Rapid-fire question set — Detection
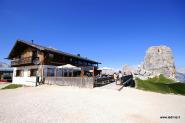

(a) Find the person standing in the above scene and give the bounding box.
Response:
[118,71,123,84]
[113,73,118,85]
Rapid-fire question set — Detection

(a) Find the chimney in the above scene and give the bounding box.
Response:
[31,40,34,44]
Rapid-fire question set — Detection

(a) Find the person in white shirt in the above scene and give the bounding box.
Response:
[113,73,118,84]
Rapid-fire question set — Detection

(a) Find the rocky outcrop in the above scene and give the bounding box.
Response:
[176,68,185,83]
[143,45,176,79]
[122,64,132,75]
[176,72,185,83]
[0,61,10,68]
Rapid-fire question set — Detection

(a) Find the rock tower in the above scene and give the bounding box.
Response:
[143,45,176,79]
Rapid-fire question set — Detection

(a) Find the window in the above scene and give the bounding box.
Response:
[16,70,23,77]
[47,68,55,77]
[32,50,38,57]
[57,69,62,77]
[78,61,82,65]
[48,53,54,60]
[30,69,38,76]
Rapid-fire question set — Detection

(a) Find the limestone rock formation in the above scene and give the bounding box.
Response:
[0,61,10,68]
[122,64,132,75]
[143,45,176,79]
[176,68,185,83]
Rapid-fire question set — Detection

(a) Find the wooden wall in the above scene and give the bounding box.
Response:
[20,47,44,63]
[38,51,44,63]
[21,47,33,58]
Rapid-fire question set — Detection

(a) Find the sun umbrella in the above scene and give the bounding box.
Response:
[57,64,81,70]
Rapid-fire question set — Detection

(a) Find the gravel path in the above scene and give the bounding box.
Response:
[96,82,122,90]
[0,85,185,123]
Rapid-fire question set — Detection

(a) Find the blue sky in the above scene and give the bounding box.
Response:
[0,0,185,69]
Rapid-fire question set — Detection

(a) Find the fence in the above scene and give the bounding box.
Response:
[94,76,114,87]
[44,77,94,88]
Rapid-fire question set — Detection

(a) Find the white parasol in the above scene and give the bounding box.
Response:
[57,64,81,70]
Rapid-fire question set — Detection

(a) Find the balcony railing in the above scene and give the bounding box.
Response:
[11,57,33,66]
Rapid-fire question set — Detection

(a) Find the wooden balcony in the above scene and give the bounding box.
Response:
[11,57,34,66]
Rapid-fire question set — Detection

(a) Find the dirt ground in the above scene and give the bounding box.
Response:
[0,84,185,123]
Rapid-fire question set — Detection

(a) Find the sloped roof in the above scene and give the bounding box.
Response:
[8,39,101,64]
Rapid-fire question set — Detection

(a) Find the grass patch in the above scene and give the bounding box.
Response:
[2,84,23,89]
[136,75,185,96]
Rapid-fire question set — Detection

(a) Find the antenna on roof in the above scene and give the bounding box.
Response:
[31,40,34,44]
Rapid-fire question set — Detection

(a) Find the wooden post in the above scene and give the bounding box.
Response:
[67,70,69,77]
[54,66,57,82]
[41,65,44,84]
[55,66,57,77]
[81,66,84,78]
[62,67,63,77]
[40,61,43,84]
[93,66,95,77]
[72,69,74,77]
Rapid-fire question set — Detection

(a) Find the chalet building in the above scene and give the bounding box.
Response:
[7,40,101,86]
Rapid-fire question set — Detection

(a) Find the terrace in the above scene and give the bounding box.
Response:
[11,56,39,66]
